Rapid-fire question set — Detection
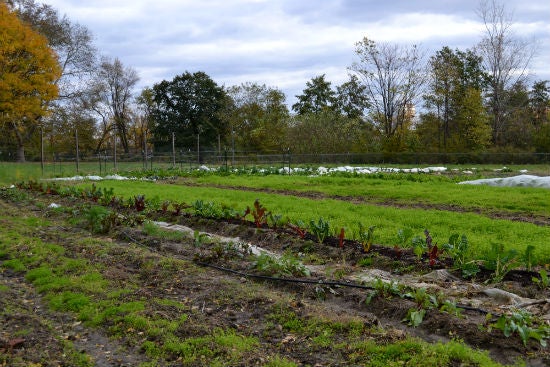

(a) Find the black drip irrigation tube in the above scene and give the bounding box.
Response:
[119,230,491,316]
[193,261,491,315]
[194,261,376,290]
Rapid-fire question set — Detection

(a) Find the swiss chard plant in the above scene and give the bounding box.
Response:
[532,269,549,290]
[288,221,307,239]
[251,199,269,228]
[442,233,480,279]
[338,228,345,248]
[358,224,376,253]
[134,195,146,212]
[488,309,550,347]
[483,243,519,283]
[309,217,330,244]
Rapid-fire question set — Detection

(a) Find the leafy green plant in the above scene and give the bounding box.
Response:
[522,245,537,271]
[439,299,463,318]
[309,217,330,244]
[268,213,286,228]
[403,308,426,327]
[489,309,550,347]
[358,224,376,253]
[99,187,115,206]
[193,200,221,218]
[83,206,112,234]
[412,234,427,259]
[396,228,414,248]
[483,243,519,283]
[532,269,549,290]
[443,234,479,278]
[365,279,406,304]
[253,253,310,278]
[406,287,432,309]
[193,230,210,247]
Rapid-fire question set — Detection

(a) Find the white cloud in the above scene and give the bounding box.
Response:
[43,0,550,100]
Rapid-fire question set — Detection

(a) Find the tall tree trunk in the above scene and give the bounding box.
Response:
[16,144,26,163]
[9,121,26,162]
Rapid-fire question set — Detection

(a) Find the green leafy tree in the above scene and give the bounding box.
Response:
[531,81,550,153]
[134,87,155,153]
[419,47,489,152]
[0,2,61,161]
[225,82,289,152]
[334,75,370,120]
[292,74,336,115]
[501,81,533,150]
[286,110,366,154]
[530,80,550,128]
[150,71,228,151]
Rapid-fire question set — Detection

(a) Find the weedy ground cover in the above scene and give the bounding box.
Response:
[0,195,511,367]
[76,180,550,264]
[194,173,550,216]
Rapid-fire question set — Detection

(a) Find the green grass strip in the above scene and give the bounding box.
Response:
[87,180,550,263]
[194,173,550,216]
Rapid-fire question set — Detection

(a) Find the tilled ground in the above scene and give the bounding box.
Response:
[1,190,549,366]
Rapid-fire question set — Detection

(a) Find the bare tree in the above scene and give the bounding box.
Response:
[94,57,139,153]
[350,37,426,142]
[476,0,536,145]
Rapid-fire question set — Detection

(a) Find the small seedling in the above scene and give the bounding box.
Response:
[193,230,210,247]
[532,269,549,290]
[358,224,376,253]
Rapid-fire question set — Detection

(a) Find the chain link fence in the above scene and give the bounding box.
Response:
[13,150,550,175]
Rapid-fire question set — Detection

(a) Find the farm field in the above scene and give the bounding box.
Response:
[1,163,550,366]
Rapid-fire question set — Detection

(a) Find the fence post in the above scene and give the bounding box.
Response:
[40,125,44,176]
[286,148,291,175]
[172,132,176,168]
[75,128,80,173]
[224,149,228,171]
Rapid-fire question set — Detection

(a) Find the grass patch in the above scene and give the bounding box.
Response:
[194,173,550,216]
[83,180,550,264]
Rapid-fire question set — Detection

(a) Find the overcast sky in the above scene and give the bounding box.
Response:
[43,0,550,105]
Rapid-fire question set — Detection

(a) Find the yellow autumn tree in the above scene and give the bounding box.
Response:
[0,2,61,162]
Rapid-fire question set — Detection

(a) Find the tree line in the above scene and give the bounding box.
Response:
[1,0,549,163]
